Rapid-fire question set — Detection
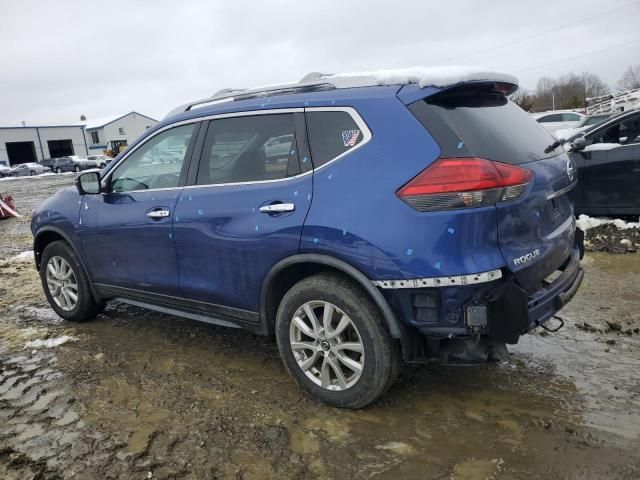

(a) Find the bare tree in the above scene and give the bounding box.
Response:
[530,72,609,111]
[617,65,640,91]
[581,72,609,98]
[511,88,534,111]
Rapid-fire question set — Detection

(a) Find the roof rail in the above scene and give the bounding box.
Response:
[165,67,521,119]
[164,72,380,119]
[299,72,334,82]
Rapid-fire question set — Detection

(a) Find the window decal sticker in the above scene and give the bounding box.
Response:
[341,129,361,147]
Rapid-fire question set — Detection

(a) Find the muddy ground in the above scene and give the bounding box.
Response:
[0,175,639,480]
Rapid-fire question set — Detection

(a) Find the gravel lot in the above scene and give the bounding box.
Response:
[0,175,639,479]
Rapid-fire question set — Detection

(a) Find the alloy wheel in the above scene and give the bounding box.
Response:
[289,300,365,391]
[45,256,78,311]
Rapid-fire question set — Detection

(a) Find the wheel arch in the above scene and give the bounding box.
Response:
[33,226,100,300]
[260,254,403,339]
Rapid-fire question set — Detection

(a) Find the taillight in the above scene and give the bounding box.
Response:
[397,157,533,212]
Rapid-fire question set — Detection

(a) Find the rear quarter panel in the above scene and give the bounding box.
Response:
[301,95,505,280]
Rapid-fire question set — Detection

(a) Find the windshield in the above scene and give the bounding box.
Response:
[583,115,610,126]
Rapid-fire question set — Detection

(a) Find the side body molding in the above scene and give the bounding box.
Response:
[261,254,402,338]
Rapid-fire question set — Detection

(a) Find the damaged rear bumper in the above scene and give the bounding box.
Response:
[489,244,584,344]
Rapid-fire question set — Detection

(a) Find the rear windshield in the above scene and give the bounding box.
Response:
[409,90,559,164]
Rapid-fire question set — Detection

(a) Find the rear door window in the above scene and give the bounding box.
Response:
[306,111,365,167]
[196,113,300,185]
[562,113,581,122]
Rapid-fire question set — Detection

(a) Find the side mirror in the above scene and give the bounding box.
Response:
[76,171,101,195]
[570,137,587,152]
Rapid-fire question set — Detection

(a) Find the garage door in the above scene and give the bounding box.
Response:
[6,141,37,165]
[47,139,74,158]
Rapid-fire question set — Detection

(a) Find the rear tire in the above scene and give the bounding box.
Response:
[74,166,79,172]
[55,167,61,174]
[275,272,400,409]
[39,241,101,322]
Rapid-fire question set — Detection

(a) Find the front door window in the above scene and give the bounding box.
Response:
[110,124,196,192]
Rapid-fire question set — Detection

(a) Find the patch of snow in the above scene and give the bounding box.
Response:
[75,113,127,129]
[583,143,620,152]
[25,335,77,349]
[10,250,34,263]
[576,214,640,231]
[14,305,64,325]
[324,66,518,89]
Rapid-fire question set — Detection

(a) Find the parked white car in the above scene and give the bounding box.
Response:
[87,155,113,168]
[532,110,585,135]
[554,113,612,140]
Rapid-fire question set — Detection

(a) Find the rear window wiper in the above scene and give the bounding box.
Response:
[544,138,566,154]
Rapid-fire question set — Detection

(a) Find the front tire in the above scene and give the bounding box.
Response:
[74,166,79,172]
[39,241,101,322]
[275,273,400,409]
[55,167,61,174]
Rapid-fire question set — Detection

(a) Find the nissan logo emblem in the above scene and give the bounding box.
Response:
[566,158,575,182]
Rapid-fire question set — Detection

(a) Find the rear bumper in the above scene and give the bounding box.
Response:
[377,232,584,350]
[527,246,583,329]
[489,240,583,344]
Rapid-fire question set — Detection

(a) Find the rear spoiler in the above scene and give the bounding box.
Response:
[397,81,519,105]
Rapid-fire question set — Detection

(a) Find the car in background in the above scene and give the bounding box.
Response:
[39,158,57,171]
[12,162,49,176]
[568,108,640,216]
[51,157,80,173]
[554,113,612,140]
[87,155,113,168]
[70,157,96,171]
[264,134,294,162]
[532,110,585,135]
[0,165,14,177]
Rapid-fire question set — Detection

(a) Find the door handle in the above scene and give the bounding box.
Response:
[146,208,170,219]
[259,203,295,214]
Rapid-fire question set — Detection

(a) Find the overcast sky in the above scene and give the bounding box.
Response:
[1,0,638,125]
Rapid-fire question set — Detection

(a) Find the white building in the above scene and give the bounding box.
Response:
[79,112,157,155]
[0,125,88,166]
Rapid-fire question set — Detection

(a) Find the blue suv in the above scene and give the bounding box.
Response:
[31,69,584,408]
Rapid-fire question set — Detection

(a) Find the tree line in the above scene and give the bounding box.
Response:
[512,64,640,112]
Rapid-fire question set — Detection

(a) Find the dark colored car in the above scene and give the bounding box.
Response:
[70,158,97,171]
[39,158,56,171]
[31,70,584,408]
[568,109,640,216]
[52,157,80,173]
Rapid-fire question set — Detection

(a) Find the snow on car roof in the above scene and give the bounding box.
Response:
[322,66,519,89]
